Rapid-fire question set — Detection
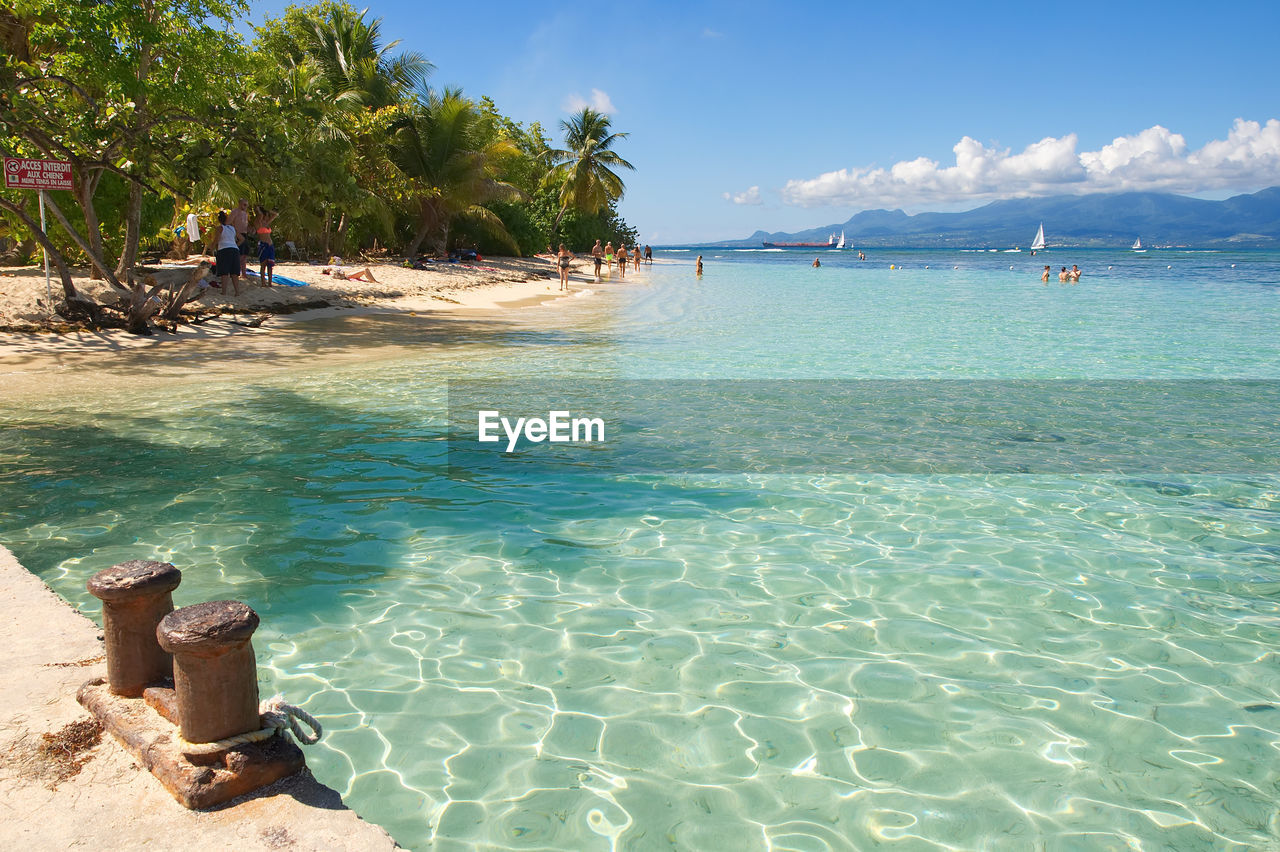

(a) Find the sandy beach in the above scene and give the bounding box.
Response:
[0,254,607,397]
[0,254,588,330]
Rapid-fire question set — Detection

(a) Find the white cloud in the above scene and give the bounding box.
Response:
[723,185,762,205]
[563,88,616,114]
[781,119,1280,208]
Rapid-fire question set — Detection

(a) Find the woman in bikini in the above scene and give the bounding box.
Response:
[253,206,279,286]
[556,243,573,291]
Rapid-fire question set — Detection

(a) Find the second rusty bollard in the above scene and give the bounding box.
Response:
[157,600,261,745]
[87,560,182,697]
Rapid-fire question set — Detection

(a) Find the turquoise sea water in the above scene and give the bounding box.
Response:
[2,248,1280,849]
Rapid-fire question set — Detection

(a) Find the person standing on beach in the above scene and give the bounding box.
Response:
[644,245,652,265]
[1041,265,1051,282]
[604,241,615,273]
[214,210,242,297]
[228,198,251,276]
[617,245,628,277]
[591,239,604,278]
[556,243,573,291]
[254,206,279,286]
[696,255,703,276]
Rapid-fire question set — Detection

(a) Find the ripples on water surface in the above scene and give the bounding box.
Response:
[2,249,1280,849]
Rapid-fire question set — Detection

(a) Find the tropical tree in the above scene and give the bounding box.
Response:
[544,108,634,241]
[389,89,524,256]
[259,1,431,108]
[1,0,244,318]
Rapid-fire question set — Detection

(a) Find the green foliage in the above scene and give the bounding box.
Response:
[1,0,638,267]
[544,108,635,240]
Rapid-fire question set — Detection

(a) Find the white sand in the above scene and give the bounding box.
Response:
[0,254,584,328]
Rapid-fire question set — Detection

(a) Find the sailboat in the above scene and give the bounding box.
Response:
[1131,237,1145,253]
[836,231,846,250]
[1030,223,1046,252]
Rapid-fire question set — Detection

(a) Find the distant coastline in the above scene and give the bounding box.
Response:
[692,186,1280,249]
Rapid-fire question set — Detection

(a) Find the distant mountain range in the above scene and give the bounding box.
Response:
[715,187,1280,248]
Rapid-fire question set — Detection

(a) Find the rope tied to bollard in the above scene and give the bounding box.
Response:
[179,694,322,756]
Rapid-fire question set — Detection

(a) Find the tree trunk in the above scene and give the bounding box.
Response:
[550,204,568,244]
[405,203,435,257]
[115,168,144,283]
[116,34,155,284]
[75,167,110,279]
[41,192,124,290]
[335,212,348,254]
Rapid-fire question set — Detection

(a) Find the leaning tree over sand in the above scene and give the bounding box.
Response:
[544,108,634,242]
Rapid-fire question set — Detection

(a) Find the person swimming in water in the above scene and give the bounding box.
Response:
[1069,264,1082,282]
[695,255,703,276]
[1041,265,1051,283]
[1058,267,1069,282]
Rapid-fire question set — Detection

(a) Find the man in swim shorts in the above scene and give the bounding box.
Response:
[591,239,604,278]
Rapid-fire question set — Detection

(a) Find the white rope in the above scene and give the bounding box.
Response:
[179,694,322,756]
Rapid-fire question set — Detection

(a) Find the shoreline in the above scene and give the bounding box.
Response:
[0,254,604,399]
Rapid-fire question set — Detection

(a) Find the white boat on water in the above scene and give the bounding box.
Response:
[836,231,846,250]
[1132,237,1146,253]
[1030,223,1046,252]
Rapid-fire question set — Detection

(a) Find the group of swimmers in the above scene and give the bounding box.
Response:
[550,240,652,290]
[1043,264,1083,283]
[590,240,651,278]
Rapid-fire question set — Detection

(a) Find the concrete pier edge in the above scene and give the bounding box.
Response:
[0,544,399,850]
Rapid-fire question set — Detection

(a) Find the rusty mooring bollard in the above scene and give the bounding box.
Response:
[157,600,261,745]
[87,560,182,697]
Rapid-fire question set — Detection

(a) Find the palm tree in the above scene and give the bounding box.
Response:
[299,5,432,108]
[389,89,524,256]
[545,108,634,240]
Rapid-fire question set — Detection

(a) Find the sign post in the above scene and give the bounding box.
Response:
[4,157,75,313]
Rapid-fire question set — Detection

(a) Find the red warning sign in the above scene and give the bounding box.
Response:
[4,157,74,190]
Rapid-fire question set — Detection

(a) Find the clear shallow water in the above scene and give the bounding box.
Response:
[2,249,1280,849]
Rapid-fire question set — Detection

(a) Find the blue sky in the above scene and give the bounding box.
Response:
[249,0,1280,244]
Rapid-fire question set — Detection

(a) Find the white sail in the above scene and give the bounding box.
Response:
[1132,237,1142,250]
[837,231,846,249]
[1030,223,1046,251]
